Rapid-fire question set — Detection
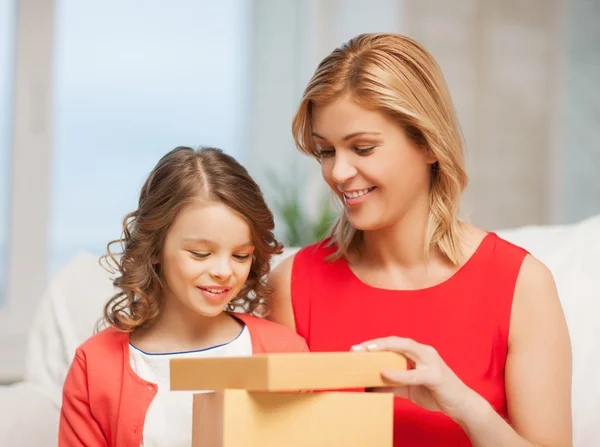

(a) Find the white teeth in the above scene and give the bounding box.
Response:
[344,188,373,199]
[205,288,226,294]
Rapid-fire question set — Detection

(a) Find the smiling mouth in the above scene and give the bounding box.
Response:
[197,286,232,301]
[199,287,230,293]
[339,186,377,207]
[342,186,376,199]
[342,187,376,199]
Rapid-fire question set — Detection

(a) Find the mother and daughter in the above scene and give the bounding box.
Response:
[59,33,572,447]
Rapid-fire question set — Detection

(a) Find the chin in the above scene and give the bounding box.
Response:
[346,213,386,232]
[189,302,229,319]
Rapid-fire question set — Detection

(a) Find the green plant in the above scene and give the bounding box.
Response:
[266,169,337,247]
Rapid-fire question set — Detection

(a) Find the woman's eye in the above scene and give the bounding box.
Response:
[316,147,335,158]
[355,146,375,155]
[233,254,251,261]
[190,251,210,259]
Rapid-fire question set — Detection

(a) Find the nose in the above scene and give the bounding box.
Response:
[330,153,357,184]
[209,257,233,282]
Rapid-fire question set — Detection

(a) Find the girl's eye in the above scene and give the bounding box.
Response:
[233,254,251,261]
[316,146,376,158]
[190,251,210,259]
[316,147,335,158]
[355,146,375,155]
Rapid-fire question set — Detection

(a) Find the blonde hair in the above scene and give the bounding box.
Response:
[292,33,467,264]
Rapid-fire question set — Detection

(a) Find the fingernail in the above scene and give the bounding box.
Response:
[351,344,365,351]
[366,343,379,350]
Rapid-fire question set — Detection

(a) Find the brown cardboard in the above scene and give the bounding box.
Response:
[170,351,408,392]
[192,389,394,447]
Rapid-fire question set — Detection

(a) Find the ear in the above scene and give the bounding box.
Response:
[425,150,437,165]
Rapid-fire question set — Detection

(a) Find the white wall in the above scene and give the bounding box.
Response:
[250,0,575,232]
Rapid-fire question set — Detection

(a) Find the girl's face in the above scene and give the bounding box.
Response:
[312,95,435,231]
[159,200,255,318]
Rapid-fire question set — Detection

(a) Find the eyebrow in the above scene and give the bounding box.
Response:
[312,131,382,141]
[183,238,254,247]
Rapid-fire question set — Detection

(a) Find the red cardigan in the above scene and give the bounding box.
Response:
[59,313,309,446]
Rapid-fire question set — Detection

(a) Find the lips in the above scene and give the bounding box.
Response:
[197,285,232,301]
[340,186,376,206]
[342,187,376,199]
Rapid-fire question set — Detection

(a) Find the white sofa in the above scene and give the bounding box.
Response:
[1,215,599,446]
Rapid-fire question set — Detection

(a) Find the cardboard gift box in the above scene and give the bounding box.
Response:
[170,351,408,392]
[192,389,394,447]
[170,351,407,447]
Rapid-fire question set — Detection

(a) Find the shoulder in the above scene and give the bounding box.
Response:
[64,327,127,394]
[296,238,337,260]
[513,254,559,311]
[482,227,563,329]
[268,252,296,289]
[238,313,297,335]
[74,326,128,362]
[515,254,556,291]
[478,231,530,279]
[290,238,339,279]
[460,224,528,261]
[270,239,336,278]
[266,239,336,327]
[489,232,529,257]
[234,313,308,353]
[487,233,558,296]
[265,250,297,329]
[509,253,564,343]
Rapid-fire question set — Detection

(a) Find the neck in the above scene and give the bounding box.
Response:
[146,294,240,351]
[358,192,447,269]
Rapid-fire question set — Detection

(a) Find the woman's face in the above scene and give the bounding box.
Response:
[311,95,435,231]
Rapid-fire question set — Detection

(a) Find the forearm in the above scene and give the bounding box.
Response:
[456,393,538,447]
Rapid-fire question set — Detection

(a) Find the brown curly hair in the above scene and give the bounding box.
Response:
[100,146,283,332]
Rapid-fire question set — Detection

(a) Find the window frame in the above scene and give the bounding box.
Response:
[0,0,55,383]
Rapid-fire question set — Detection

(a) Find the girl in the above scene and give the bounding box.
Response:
[59,146,308,447]
[268,33,572,446]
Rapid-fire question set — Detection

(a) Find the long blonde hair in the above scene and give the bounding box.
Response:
[292,33,467,264]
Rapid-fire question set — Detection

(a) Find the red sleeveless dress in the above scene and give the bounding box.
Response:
[290,232,527,446]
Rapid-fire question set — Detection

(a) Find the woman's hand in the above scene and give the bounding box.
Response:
[352,336,480,423]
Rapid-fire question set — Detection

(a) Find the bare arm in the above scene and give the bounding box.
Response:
[266,253,297,331]
[459,254,573,446]
[359,254,572,446]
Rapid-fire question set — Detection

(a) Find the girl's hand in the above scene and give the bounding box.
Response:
[352,336,479,422]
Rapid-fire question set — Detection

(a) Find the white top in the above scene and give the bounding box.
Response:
[129,325,252,447]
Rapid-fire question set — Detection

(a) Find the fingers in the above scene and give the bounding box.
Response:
[368,385,410,399]
[381,368,426,385]
[351,337,427,363]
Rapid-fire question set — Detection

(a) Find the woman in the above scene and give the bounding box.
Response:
[268,33,572,446]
